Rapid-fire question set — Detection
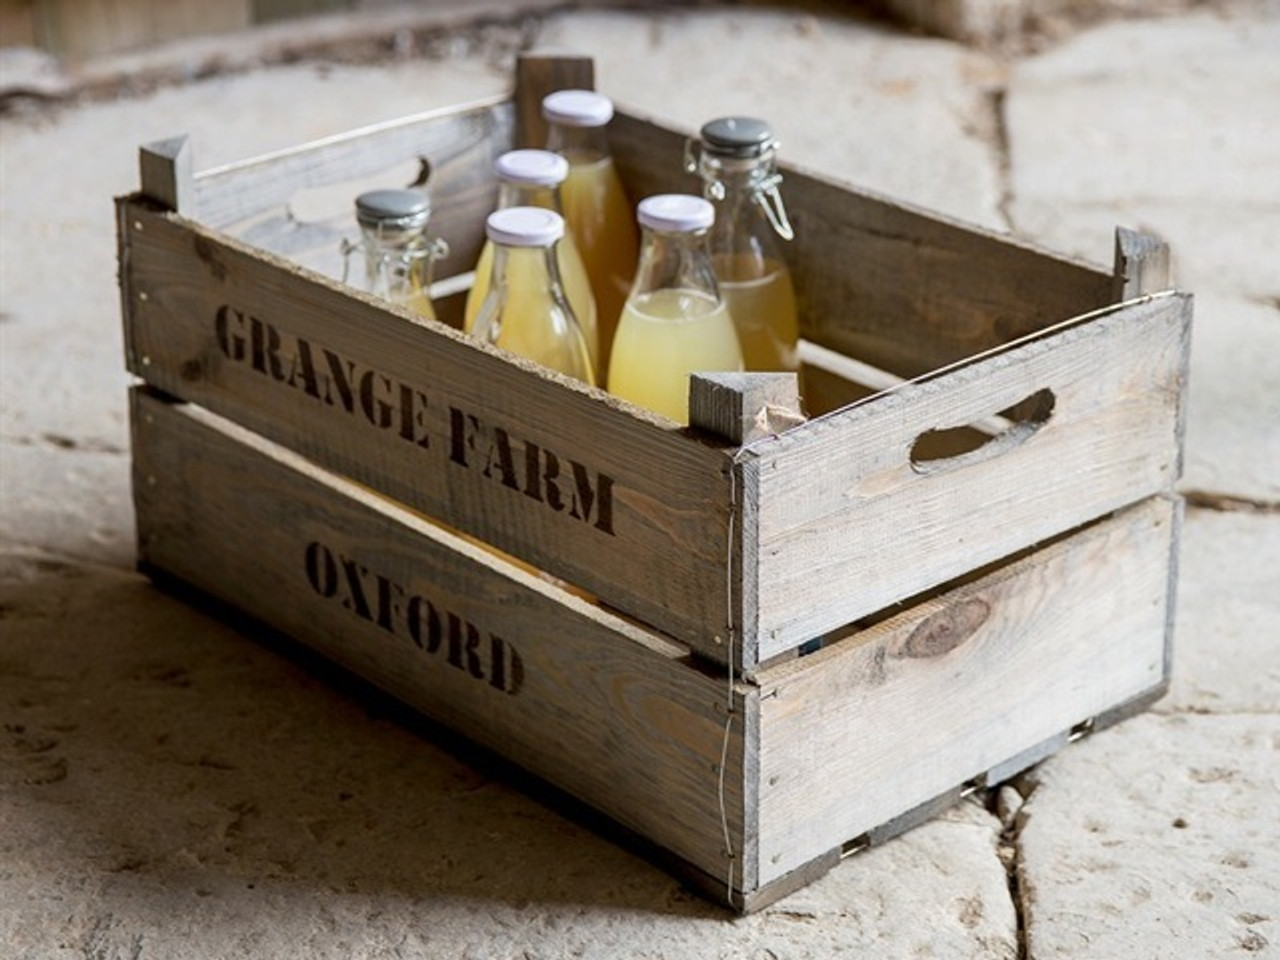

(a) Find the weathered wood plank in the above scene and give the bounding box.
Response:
[745,292,1191,659]
[1113,226,1172,301]
[119,195,739,663]
[130,387,745,882]
[514,52,595,149]
[139,135,194,214]
[753,496,1176,883]
[688,372,804,446]
[188,96,513,281]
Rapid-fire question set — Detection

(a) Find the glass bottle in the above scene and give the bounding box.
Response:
[686,116,799,372]
[342,188,446,322]
[464,149,597,370]
[471,206,594,386]
[543,89,638,384]
[608,194,743,425]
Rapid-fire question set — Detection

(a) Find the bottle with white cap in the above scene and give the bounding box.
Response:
[542,89,638,382]
[607,194,743,424]
[342,188,447,322]
[463,149,597,368]
[686,115,799,372]
[470,206,594,385]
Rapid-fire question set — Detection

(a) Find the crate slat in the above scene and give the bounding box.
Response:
[744,291,1192,659]
[119,195,743,662]
[130,387,748,884]
[751,495,1177,883]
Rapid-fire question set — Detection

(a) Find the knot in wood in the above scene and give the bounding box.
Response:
[901,597,990,658]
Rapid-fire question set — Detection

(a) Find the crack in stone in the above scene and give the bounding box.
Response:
[1183,490,1280,515]
[985,83,1016,234]
[2,434,127,455]
[988,782,1035,960]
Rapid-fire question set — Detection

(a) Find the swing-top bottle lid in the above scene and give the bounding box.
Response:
[495,149,569,186]
[542,89,614,128]
[699,116,776,159]
[486,206,565,247]
[637,194,714,233]
[354,188,431,231]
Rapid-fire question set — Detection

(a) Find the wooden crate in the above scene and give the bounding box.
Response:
[118,55,1191,910]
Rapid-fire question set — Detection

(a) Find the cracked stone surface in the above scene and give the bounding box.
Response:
[1016,714,1280,959]
[2,2,1278,957]
[1160,508,1280,715]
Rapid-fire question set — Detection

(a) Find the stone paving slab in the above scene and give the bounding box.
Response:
[0,445,133,569]
[1016,712,1280,959]
[1002,12,1280,506]
[0,551,1017,958]
[1179,292,1280,504]
[1160,507,1280,715]
[1004,12,1280,296]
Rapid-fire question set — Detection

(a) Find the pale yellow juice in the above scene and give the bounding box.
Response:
[714,254,799,372]
[465,234,598,369]
[400,280,438,323]
[475,247,594,385]
[607,289,743,424]
[559,153,638,380]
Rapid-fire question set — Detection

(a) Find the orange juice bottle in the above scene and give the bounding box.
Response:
[608,195,743,424]
[687,116,799,372]
[542,89,638,384]
[470,206,594,386]
[464,150,598,370]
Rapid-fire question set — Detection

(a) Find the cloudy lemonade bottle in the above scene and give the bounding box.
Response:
[687,116,799,372]
[608,194,743,424]
[470,206,594,385]
[543,89,638,384]
[464,150,597,369]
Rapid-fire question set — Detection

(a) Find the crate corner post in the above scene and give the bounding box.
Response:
[513,53,596,149]
[139,134,195,214]
[1112,226,1171,301]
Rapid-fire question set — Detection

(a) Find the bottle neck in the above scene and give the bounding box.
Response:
[546,122,611,165]
[694,150,794,244]
[356,224,436,301]
[631,227,720,302]
[488,241,570,304]
[497,181,564,213]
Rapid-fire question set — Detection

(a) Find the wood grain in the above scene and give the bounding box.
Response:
[751,496,1177,883]
[1113,226,1172,301]
[131,387,747,884]
[120,195,739,664]
[742,292,1191,660]
[189,97,514,282]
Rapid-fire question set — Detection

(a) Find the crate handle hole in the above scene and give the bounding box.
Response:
[910,388,1056,475]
